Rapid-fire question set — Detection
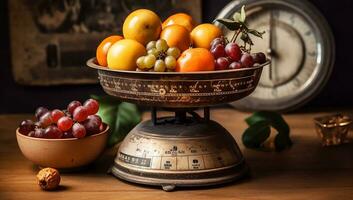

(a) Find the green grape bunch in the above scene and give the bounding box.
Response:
[136,39,181,72]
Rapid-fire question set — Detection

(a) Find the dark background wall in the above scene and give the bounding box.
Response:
[1,0,352,114]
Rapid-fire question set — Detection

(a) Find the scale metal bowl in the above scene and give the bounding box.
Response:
[87,58,268,191]
[87,58,267,108]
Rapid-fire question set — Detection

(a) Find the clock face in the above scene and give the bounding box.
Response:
[216,0,335,111]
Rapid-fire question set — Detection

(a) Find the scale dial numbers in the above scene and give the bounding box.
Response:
[117,132,239,171]
[218,0,335,111]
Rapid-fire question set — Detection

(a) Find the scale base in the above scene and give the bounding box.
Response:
[110,112,249,191]
[111,159,248,191]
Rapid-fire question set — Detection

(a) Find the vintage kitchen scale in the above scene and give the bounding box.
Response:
[86,0,335,191]
[87,57,269,191]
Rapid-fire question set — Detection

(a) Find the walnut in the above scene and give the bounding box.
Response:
[36,168,61,190]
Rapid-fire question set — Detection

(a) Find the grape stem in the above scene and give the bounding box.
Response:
[231,29,239,43]
[217,6,264,51]
[231,28,242,43]
[234,29,242,43]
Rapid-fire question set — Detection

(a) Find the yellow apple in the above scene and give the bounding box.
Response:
[123,9,162,45]
[107,39,146,71]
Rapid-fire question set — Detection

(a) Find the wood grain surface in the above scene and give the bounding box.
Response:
[1,108,353,200]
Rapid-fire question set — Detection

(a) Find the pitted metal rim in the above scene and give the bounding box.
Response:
[87,57,270,75]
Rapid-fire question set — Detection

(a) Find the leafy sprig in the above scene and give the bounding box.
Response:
[214,6,265,53]
[242,111,292,152]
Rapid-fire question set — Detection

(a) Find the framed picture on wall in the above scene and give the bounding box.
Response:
[9,0,201,86]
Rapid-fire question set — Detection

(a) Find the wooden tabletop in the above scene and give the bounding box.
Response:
[1,108,353,200]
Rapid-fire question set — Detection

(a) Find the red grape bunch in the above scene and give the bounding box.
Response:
[210,36,267,70]
[212,6,267,70]
[18,99,104,139]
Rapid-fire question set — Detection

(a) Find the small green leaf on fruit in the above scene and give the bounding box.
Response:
[214,18,241,31]
[233,12,241,22]
[214,5,265,51]
[240,5,246,22]
[248,29,265,38]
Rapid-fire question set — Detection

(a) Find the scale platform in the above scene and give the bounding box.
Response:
[87,58,269,191]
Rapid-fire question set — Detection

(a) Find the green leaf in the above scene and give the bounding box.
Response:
[242,121,271,148]
[245,113,267,126]
[93,95,120,131]
[91,95,141,147]
[248,29,265,38]
[242,111,292,151]
[240,5,246,22]
[233,12,241,22]
[252,111,290,136]
[214,5,265,49]
[110,102,141,147]
[274,133,293,151]
[214,18,242,31]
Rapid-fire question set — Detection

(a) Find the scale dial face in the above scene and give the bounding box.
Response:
[111,119,249,189]
[216,0,335,111]
[117,134,239,171]
[115,120,241,173]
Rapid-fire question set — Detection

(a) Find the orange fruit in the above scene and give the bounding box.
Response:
[160,24,191,52]
[123,9,162,45]
[176,48,215,72]
[96,35,123,67]
[190,23,222,49]
[162,13,195,32]
[107,39,146,71]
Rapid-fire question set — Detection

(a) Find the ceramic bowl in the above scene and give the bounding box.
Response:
[16,125,109,169]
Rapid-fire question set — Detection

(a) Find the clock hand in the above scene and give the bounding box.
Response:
[267,10,276,84]
[268,10,273,81]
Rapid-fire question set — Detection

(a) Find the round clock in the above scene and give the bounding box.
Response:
[216,0,335,112]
